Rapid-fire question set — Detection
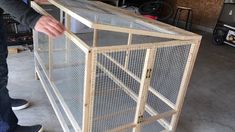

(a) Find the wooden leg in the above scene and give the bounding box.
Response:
[35,70,40,80]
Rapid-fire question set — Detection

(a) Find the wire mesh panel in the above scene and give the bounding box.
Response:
[35,60,74,132]
[146,92,172,115]
[141,120,165,132]
[91,48,147,131]
[132,35,173,44]
[150,45,192,104]
[127,50,147,79]
[51,35,86,129]
[136,44,192,131]
[95,30,128,47]
[36,32,49,73]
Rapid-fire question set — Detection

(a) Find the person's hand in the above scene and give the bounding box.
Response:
[34,0,48,4]
[35,16,65,38]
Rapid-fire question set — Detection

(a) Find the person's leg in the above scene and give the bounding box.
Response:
[0,13,18,132]
[0,14,43,132]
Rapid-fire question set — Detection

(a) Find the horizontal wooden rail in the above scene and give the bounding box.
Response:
[107,110,176,132]
[93,108,135,121]
[94,40,192,52]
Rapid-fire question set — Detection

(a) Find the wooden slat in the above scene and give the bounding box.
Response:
[93,108,135,121]
[133,49,157,132]
[65,13,71,63]
[48,37,53,80]
[8,47,19,54]
[125,33,132,69]
[93,29,98,47]
[33,30,40,80]
[82,51,94,132]
[108,123,136,132]
[107,110,175,132]
[169,38,202,131]
[94,40,192,52]
[86,51,97,132]
[142,110,176,126]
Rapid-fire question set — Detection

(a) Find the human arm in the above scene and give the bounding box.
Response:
[0,0,65,37]
[0,0,42,28]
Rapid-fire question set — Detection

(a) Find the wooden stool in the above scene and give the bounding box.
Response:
[172,6,193,30]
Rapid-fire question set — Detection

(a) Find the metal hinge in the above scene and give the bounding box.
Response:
[146,69,152,79]
[137,115,144,124]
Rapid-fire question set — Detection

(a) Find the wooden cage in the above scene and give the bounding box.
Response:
[31,0,202,132]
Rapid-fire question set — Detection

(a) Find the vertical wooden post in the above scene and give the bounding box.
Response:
[124,33,133,69]
[169,39,201,132]
[65,13,71,31]
[93,16,98,47]
[83,50,96,132]
[48,37,53,81]
[133,48,157,132]
[33,30,40,80]
[125,23,133,69]
[93,29,98,47]
[65,13,71,63]
[60,10,64,23]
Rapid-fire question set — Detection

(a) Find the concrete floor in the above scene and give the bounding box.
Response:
[7,32,235,132]
[7,51,62,131]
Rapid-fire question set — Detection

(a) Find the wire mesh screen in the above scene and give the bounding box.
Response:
[91,48,147,131]
[141,119,165,132]
[37,32,49,72]
[132,35,173,44]
[126,50,146,79]
[146,92,172,115]
[150,44,191,104]
[35,60,74,132]
[96,30,128,47]
[142,95,172,131]
[50,35,86,128]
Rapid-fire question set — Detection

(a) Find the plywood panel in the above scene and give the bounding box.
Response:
[200,0,224,27]
[174,0,224,28]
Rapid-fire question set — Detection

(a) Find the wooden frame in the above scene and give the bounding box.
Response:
[32,0,202,132]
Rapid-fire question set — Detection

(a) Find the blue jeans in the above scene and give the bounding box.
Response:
[0,14,18,132]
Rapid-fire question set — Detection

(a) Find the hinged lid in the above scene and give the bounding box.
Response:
[48,0,201,40]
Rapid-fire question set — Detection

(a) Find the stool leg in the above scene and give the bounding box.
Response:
[173,8,180,26]
[185,10,191,30]
[189,10,193,31]
[176,9,182,27]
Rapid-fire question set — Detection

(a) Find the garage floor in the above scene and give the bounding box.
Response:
[7,31,235,132]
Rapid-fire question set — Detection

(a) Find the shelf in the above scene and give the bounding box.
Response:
[7,33,32,37]
[7,40,33,46]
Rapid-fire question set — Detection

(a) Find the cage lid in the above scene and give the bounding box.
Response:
[48,0,200,40]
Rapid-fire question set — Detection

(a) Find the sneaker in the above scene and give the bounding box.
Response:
[11,98,30,111]
[14,125,43,132]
